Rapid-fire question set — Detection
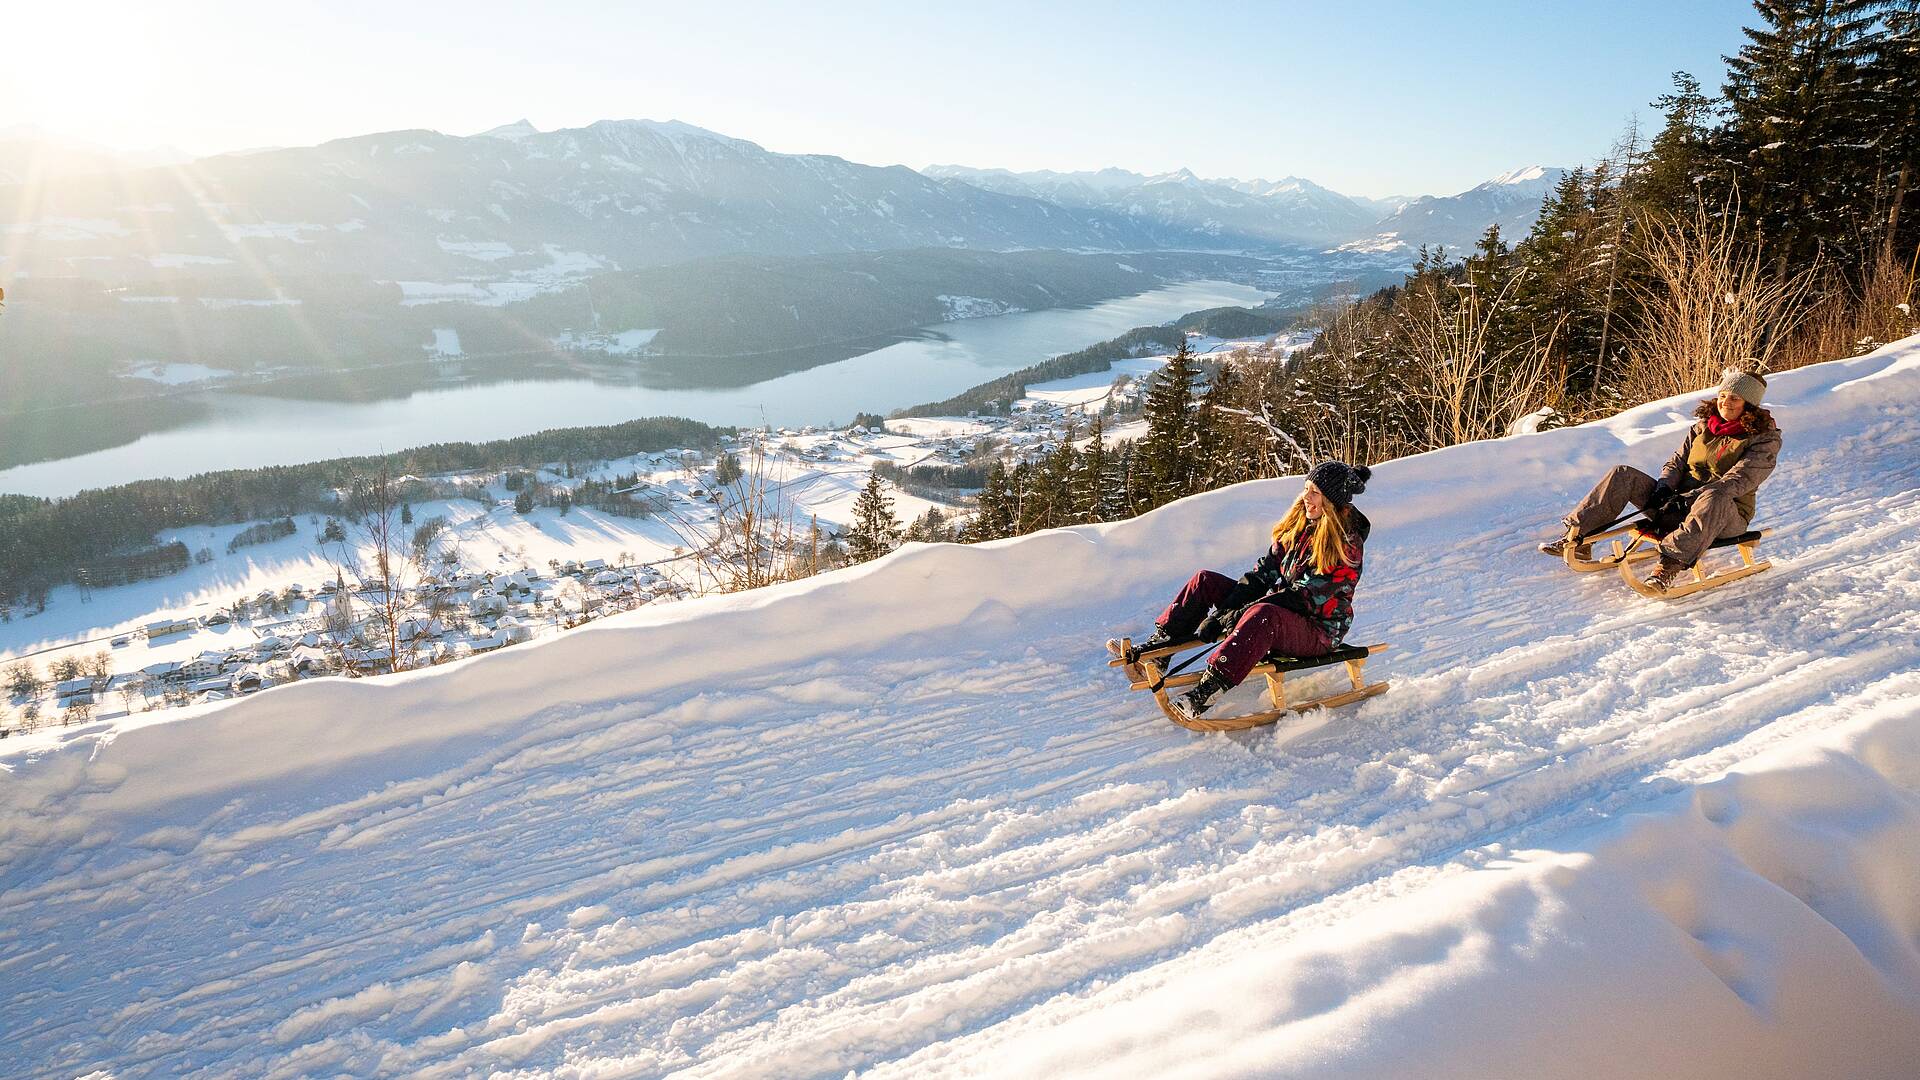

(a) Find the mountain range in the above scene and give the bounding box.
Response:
[1337,165,1563,256]
[923,164,1386,249]
[3,119,1562,286]
[0,120,1563,420]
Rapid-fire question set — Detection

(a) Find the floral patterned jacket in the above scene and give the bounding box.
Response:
[1218,508,1369,645]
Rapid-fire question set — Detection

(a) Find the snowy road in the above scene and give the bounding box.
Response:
[4,341,1919,1077]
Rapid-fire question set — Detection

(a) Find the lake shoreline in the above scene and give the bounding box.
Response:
[1,280,1274,497]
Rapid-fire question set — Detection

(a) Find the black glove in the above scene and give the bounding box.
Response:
[1194,613,1230,642]
[1646,480,1673,511]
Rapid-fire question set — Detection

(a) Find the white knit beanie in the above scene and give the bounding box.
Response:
[1718,368,1767,405]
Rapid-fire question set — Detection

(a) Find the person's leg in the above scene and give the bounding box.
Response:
[1206,601,1332,687]
[1658,486,1748,568]
[1118,570,1235,664]
[1565,465,1658,536]
[1155,570,1236,638]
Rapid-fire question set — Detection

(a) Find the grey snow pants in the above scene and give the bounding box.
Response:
[1564,465,1750,569]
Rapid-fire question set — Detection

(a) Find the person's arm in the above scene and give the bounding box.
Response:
[1217,546,1281,612]
[1704,424,1781,500]
[1660,427,1696,488]
[1192,544,1284,639]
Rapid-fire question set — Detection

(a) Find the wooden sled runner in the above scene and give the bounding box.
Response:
[1107,638,1389,732]
[1556,522,1773,598]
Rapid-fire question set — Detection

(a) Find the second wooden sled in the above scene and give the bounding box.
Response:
[1614,527,1773,599]
[1108,638,1389,732]
[1559,522,1773,594]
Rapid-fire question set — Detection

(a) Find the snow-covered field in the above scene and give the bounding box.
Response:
[3,338,1919,1077]
[0,428,961,680]
[121,361,236,386]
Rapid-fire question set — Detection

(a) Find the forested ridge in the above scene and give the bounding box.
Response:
[958,0,1920,543]
[0,417,724,613]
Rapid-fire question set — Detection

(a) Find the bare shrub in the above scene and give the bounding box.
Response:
[1620,201,1821,402]
[659,437,816,594]
[1788,244,1920,366]
[1395,270,1553,450]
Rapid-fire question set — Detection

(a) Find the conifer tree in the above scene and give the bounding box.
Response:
[1138,337,1201,505]
[968,460,1017,541]
[1509,168,1610,392]
[1073,416,1111,522]
[1194,358,1252,489]
[1008,460,1037,534]
[1865,2,1920,259]
[1639,71,1723,218]
[1116,442,1148,516]
[846,472,902,562]
[905,506,951,544]
[1028,439,1078,531]
[1722,0,1883,272]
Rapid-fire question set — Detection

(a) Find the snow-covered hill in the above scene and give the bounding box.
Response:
[4,338,1920,1077]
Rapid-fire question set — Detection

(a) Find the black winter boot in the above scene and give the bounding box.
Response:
[1172,669,1233,722]
[1109,625,1178,664]
[1644,559,1687,594]
[1539,522,1591,561]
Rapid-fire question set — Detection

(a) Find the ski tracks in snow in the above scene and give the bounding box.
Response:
[4,380,1920,1077]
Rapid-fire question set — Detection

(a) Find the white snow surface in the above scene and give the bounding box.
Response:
[4,338,1920,1077]
[121,362,234,386]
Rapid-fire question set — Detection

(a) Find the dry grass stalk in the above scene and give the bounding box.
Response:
[1396,270,1550,451]
[661,438,814,594]
[1621,202,1821,401]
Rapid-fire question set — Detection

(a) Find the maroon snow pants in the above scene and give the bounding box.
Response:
[1158,570,1332,687]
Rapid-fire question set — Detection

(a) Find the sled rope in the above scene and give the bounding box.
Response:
[1147,647,1210,692]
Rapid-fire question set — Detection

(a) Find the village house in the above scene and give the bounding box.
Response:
[54,675,108,704]
[144,616,196,640]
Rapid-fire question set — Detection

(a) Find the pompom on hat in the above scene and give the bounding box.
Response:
[1306,460,1370,508]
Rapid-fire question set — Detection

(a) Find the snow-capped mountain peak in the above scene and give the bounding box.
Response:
[1147,166,1205,187]
[476,119,539,141]
[1484,164,1550,187]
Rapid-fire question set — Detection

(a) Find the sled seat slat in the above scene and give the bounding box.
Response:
[1626,523,1770,548]
[1266,642,1376,673]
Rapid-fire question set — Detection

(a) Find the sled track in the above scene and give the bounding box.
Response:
[3,391,1919,1077]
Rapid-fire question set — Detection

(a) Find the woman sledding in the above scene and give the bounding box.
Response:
[1542,368,1781,593]
[1115,461,1371,721]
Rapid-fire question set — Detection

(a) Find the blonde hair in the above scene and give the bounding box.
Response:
[1271,497,1354,575]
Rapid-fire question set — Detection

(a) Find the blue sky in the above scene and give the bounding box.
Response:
[5,0,1756,196]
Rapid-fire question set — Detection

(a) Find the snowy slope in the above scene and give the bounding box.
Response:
[4,338,1920,1077]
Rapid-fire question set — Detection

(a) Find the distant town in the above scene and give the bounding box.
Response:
[1,333,1297,735]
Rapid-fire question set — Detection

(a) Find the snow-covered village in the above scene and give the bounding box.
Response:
[0,333,1294,731]
[6,3,1920,1078]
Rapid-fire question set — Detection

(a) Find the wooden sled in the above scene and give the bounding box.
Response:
[1614,527,1773,598]
[1559,521,1772,588]
[1108,638,1389,732]
[1558,522,1657,572]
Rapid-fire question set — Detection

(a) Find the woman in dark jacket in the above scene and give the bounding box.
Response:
[1121,460,1371,720]
[1543,368,1782,592]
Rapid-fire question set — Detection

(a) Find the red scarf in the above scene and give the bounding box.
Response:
[1704,413,1749,438]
